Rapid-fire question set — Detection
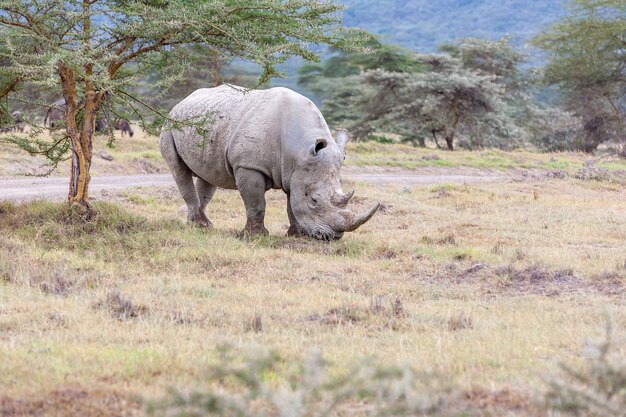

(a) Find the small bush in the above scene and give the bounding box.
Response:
[546,326,626,416]
[447,312,473,331]
[147,349,452,417]
[364,134,395,144]
[94,290,148,321]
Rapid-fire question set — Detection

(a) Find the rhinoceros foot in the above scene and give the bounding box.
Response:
[287,224,303,237]
[188,211,213,229]
[240,218,269,237]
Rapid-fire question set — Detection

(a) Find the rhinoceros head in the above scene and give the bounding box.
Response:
[288,129,380,240]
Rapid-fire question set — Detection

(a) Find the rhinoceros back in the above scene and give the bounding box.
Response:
[167,85,332,191]
[166,86,251,189]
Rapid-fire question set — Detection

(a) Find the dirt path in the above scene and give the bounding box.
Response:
[0,167,534,201]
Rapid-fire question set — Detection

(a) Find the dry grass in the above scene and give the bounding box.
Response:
[3,127,626,178]
[0,133,625,415]
[0,126,168,177]
[349,141,626,173]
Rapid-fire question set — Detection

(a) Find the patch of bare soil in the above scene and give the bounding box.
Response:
[304,297,406,330]
[430,263,624,297]
[0,387,142,417]
[93,290,149,321]
[4,164,620,202]
[459,387,546,417]
[574,166,626,183]
[342,166,581,185]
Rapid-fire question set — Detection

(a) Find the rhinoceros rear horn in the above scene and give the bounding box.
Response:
[334,203,380,233]
[331,189,354,208]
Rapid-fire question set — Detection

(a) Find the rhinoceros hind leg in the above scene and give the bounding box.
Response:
[195,177,216,228]
[161,130,212,228]
[235,168,269,236]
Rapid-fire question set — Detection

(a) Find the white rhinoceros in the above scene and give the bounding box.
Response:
[160,85,379,240]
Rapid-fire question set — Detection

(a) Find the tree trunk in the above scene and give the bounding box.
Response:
[59,64,92,207]
[209,50,221,87]
[446,109,460,151]
[581,117,604,154]
[211,59,220,87]
[431,130,442,149]
[60,1,102,210]
[60,65,96,209]
[445,132,455,151]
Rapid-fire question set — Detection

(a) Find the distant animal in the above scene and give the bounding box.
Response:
[11,111,25,133]
[45,98,107,131]
[95,119,108,132]
[114,119,134,137]
[44,98,66,128]
[0,110,26,133]
[161,85,379,240]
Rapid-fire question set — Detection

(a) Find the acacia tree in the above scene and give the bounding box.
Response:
[0,0,355,208]
[533,0,625,153]
[364,63,508,150]
[348,48,519,151]
[303,38,534,150]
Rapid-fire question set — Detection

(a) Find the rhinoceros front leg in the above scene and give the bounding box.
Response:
[235,168,270,236]
[286,193,302,237]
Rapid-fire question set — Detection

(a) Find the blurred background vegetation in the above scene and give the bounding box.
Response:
[2,0,624,155]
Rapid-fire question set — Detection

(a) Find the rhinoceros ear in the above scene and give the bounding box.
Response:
[333,128,350,153]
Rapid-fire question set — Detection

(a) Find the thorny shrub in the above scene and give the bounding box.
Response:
[148,327,626,417]
[546,325,626,417]
[147,348,453,417]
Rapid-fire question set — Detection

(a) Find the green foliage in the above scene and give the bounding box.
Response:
[0,0,362,175]
[533,0,626,153]
[546,326,626,417]
[299,29,621,153]
[304,37,536,150]
[0,96,11,128]
[364,134,394,144]
[147,348,454,417]
[439,37,525,86]
[528,107,583,152]
[298,36,423,97]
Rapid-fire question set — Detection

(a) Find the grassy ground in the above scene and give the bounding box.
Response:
[349,141,626,173]
[0,128,167,178]
[2,128,626,178]
[1,164,625,415]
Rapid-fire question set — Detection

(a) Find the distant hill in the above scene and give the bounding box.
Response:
[272,0,567,92]
[341,0,566,53]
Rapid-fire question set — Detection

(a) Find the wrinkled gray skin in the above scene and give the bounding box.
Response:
[161,85,379,239]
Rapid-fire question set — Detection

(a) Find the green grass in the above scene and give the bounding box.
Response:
[347,141,626,172]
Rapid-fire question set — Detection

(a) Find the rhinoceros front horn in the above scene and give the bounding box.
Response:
[334,203,380,233]
[331,189,354,208]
